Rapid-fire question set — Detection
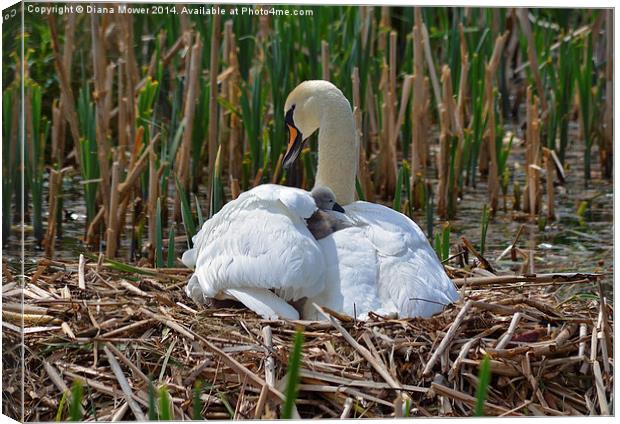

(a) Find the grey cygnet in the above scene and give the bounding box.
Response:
[307,186,351,240]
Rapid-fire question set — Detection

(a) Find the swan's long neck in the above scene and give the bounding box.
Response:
[314,95,358,205]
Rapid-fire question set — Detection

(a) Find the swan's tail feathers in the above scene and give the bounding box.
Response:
[224,288,300,320]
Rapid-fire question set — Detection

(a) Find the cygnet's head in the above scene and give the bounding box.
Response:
[311,186,345,213]
[282,80,348,168]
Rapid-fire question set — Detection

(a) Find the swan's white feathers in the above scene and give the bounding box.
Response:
[182,185,326,316]
[298,201,459,319]
[223,288,300,320]
[302,226,383,320]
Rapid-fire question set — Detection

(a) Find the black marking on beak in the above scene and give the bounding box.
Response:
[283,106,304,169]
[332,202,345,213]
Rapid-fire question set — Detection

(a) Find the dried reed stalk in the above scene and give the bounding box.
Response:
[523,88,541,216]
[411,9,426,208]
[91,15,111,227]
[225,25,242,186]
[147,148,158,261]
[106,162,121,258]
[543,148,555,220]
[178,34,203,190]
[352,68,375,202]
[437,66,452,219]
[47,16,81,161]
[207,15,222,214]
[600,10,613,178]
[484,32,508,213]
[44,170,61,258]
[378,31,398,196]
[421,22,441,109]
[55,13,75,166]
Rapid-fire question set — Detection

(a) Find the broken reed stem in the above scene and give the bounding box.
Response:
[437,66,452,219]
[44,170,61,258]
[55,13,75,167]
[600,10,613,179]
[321,40,330,80]
[106,162,121,258]
[176,33,203,219]
[523,87,541,216]
[91,14,111,228]
[352,67,375,202]
[423,300,473,376]
[421,22,441,109]
[410,9,427,209]
[485,32,508,213]
[118,61,128,170]
[543,148,555,220]
[206,15,222,216]
[148,148,158,261]
[47,15,81,164]
[226,25,242,186]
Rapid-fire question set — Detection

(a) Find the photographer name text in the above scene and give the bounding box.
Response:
[27,4,313,17]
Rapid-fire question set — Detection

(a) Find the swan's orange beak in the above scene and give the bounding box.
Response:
[283,124,303,169]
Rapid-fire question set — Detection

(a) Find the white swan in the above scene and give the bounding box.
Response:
[183,80,458,320]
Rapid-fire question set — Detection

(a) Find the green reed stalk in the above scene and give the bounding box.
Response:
[209,145,223,217]
[155,198,164,268]
[2,85,17,244]
[282,328,304,419]
[68,380,83,421]
[166,224,176,268]
[192,380,203,420]
[25,82,48,244]
[576,34,594,185]
[175,177,197,248]
[76,87,99,226]
[474,355,492,416]
[158,386,172,420]
[480,204,490,256]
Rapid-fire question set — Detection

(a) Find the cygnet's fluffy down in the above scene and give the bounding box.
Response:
[307,186,351,240]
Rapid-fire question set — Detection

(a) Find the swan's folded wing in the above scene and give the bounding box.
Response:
[185,186,326,305]
[345,201,459,317]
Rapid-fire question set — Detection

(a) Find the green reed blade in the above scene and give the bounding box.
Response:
[167,224,176,268]
[355,177,366,202]
[282,328,304,419]
[480,204,490,256]
[69,380,83,421]
[155,198,164,268]
[209,144,223,218]
[474,355,492,416]
[192,380,203,420]
[175,176,197,247]
[158,386,172,420]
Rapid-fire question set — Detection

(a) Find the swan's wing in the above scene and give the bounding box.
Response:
[224,288,300,320]
[344,201,459,318]
[183,185,325,316]
[302,226,386,320]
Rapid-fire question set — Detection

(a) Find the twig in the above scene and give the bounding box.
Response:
[103,346,147,420]
[314,303,402,390]
[423,300,472,376]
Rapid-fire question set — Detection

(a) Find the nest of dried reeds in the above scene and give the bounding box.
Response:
[2,257,613,420]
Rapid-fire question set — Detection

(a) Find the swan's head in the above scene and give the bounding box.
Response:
[283,80,345,168]
[311,186,345,213]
